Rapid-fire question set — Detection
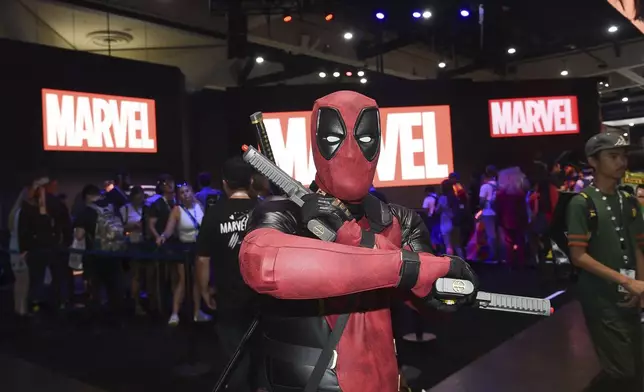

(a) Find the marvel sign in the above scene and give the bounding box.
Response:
[42,88,157,153]
[489,96,580,138]
[263,106,454,187]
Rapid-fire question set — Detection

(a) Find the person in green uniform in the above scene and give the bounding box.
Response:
[567,131,644,391]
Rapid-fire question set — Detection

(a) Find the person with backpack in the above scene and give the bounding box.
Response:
[479,165,499,262]
[566,132,644,391]
[73,184,126,326]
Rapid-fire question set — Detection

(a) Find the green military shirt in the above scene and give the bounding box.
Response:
[566,186,644,308]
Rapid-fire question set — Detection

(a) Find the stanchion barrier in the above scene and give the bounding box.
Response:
[1,243,212,377]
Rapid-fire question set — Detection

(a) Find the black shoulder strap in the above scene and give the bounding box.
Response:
[303,314,350,392]
[579,192,598,233]
[621,191,640,223]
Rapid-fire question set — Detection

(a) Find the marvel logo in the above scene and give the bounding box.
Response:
[489,96,580,138]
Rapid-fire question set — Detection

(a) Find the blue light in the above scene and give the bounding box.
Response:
[376,12,385,20]
[412,11,421,19]
[460,9,470,17]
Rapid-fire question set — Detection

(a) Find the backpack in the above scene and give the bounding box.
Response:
[548,190,639,262]
[90,203,126,251]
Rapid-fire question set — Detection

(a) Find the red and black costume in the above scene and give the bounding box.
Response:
[240,91,478,391]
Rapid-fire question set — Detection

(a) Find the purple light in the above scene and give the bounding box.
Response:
[460,9,470,17]
[375,12,385,20]
[412,11,421,19]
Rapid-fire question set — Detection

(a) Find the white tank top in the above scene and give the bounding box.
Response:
[177,204,204,243]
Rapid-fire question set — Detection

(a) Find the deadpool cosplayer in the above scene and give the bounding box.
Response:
[239,91,479,391]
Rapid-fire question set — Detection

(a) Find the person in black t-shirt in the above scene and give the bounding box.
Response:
[147,174,176,242]
[73,184,123,324]
[196,156,258,392]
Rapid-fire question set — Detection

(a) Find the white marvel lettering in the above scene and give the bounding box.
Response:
[422,112,449,179]
[265,117,316,185]
[377,114,401,181]
[491,97,578,136]
[45,93,76,147]
[219,219,248,234]
[43,92,155,150]
[397,112,425,180]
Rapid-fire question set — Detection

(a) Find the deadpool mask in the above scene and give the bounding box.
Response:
[311,91,381,202]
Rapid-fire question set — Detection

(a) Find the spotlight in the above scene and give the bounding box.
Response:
[255,56,264,64]
[438,61,446,68]
[608,25,618,33]
[343,32,353,40]
[333,71,340,77]
[622,97,629,102]
[376,12,385,20]
[283,14,293,23]
[624,133,629,137]
[319,72,327,78]
[360,78,367,84]
[346,71,353,77]
[324,13,334,21]
[422,10,432,19]
[630,123,635,127]
[413,11,421,18]
[560,70,569,76]
[605,83,610,87]
[507,47,516,54]
[460,9,470,17]
[357,70,365,77]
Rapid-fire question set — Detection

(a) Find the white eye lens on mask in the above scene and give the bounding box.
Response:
[325,136,340,143]
[358,136,372,143]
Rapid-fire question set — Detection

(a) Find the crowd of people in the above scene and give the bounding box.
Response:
[419,159,596,269]
[1,89,643,392]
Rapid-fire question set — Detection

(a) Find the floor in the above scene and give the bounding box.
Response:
[0,264,585,392]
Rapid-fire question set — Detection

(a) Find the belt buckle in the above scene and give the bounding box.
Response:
[328,349,338,370]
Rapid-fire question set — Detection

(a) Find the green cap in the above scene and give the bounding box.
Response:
[585,131,637,157]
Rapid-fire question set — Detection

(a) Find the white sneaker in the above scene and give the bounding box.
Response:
[168,314,180,326]
[194,310,212,323]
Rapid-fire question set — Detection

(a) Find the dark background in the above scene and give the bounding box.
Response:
[0,39,601,212]
[193,79,600,205]
[0,38,186,188]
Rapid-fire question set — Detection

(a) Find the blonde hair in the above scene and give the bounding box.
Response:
[8,188,28,230]
[498,167,526,195]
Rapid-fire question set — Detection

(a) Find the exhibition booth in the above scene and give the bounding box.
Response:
[194,80,599,205]
[1,38,600,209]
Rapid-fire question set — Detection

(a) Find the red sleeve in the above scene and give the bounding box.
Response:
[239,228,450,300]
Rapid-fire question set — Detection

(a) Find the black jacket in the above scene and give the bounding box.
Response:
[18,194,72,252]
[246,193,431,390]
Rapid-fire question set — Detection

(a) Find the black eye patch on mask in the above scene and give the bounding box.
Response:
[354,107,380,162]
[316,107,347,160]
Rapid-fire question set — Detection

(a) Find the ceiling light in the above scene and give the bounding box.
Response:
[346,71,353,77]
[460,9,470,17]
[324,13,334,21]
[605,83,610,87]
[412,11,421,19]
[333,71,340,77]
[360,78,367,84]
[357,70,365,77]
[560,70,569,76]
[255,56,264,64]
[630,123,635,127]
[343,32,353,40]
[376,12,385,20]
[624,133,629,136]
[422,10,432,19]
[608,25,618,33]
[319,72,327,78]
[283,14,293,23]
[622,97,629,102]
[438,61,446,68]
[507,47,516,54]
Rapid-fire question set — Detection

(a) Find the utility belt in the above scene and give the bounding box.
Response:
[262,335,340,391]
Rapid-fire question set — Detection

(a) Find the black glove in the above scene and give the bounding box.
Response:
[425,256,479,312]
[301,193,354,232]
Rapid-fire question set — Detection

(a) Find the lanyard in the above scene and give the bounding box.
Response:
[591,186,630,265]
